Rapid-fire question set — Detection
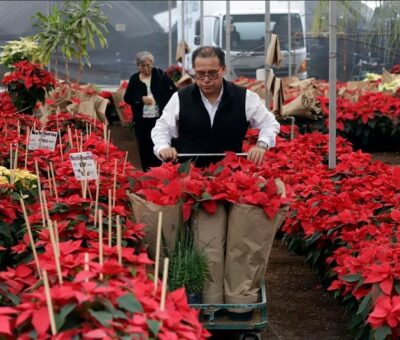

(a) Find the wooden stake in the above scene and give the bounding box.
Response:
[94,166,100,227]
[35,161,46,227]
[84,252,89,283]
[122,151,128,175]
[106,130,110,159]
[112,159,117,207]
[74,130,79,152]
[58,129,64,162]
[47,219,62,284]
[108,189,112,247]
[10,143,14,184]
[17,120,20,140]
[49,162,59,202]
[160,258,169,311]
[42,270,57,336]
[98,210,103,280]
[67,126,73,149]
[116,215,122,265]
[19,197,41,278]
[47,167,53,197]
[24,127,30,170]
[80,130,83,152]
[154,212,163,292]
[103,123,107,141]
[53,220,60,247]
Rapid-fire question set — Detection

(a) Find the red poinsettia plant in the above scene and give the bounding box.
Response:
[2,61,56,114]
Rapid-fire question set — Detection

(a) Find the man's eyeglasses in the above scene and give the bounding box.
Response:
[194,69,221,80]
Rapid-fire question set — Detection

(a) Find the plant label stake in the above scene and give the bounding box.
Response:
[123,151,128,175]
[108,188,112,247]
[49,162,59,202]
[28,130,58,151]
[58,129,64,162]
[24,127,30,170]
[84,252,89,283]
[35,160,46,227]
[116,215,122,265]
[69,152,98,181]
[112,159,117,207]
[160,257,169,311]
[19,196,42,279]
[98,209,104,281]
[42,270,57,336]
[154,211,163,292]
[94,165,100,227]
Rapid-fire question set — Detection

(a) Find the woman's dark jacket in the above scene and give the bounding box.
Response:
[123,68,176,123]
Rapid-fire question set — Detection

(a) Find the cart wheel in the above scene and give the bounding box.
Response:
[238,332,262,340]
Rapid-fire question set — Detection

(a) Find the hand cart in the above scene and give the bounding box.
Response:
[178,153,270,339]
[189,281,268,340]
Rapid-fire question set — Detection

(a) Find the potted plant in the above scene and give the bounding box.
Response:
[168,216,208,304]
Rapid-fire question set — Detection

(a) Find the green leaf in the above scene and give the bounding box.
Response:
[117,294,143,313]
[201,192,212,200]
[147,319,161,336]
[212,165,224,176]
[55,303,76,331]
[374,325,392,340]
[356,293,372,319]
[342,273,362,283]
[178,160,191,175]
[395,281,400,295]
[89,310,113,327]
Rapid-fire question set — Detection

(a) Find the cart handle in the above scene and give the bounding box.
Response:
[177,153,248,157]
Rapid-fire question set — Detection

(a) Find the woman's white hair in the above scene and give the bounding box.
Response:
[136,51,154,65]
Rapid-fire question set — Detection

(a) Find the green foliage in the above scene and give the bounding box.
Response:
[32,0,110,81]
[168,216,209,295]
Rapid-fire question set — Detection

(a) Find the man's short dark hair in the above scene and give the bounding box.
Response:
[192,46,226,68]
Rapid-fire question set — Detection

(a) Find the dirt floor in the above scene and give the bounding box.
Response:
[110,124,400,340]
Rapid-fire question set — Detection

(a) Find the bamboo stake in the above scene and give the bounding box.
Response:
[108,188,112,247]
[160,258,169,311]
[41,190,51,226]
[116,215,122,265]
[74,129,79,152]
[89,123,92,136]
[122,151,128,175]
[106,130,110,159]
[58,129,64,162]
[154,212,163,292]
[47,167,53,197]
[53,220,60,248]
[49,162,59,202]
[94,166,100,227]
[112,159,117,207]
[84,252,89,283]
[19,197,41,278]
[42,270,57,336]
[103,123,107,141]
[24,127,30,170]
[80,130,83,152]
[98,209,103,280]
[85,122,89,136]
[47,219,62,284]
[67,126,73,149]
[35,160,46,227]
[9,143,14,184]
[17,120,20,140]
[82,166,87,199]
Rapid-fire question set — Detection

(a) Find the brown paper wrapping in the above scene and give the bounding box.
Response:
[281,90,322,120]
[176,39,191,63]
[127,192,179,260]
[266,34,283,68]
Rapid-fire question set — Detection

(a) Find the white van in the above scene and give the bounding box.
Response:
[178,1,307,79]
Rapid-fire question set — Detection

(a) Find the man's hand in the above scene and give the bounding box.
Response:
[159,147,178,162]
[247,145,266,165]
[142,96,154,105]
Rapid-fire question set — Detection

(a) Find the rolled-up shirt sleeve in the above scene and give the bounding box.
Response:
[151,92,179,157]
[245,90,280,148]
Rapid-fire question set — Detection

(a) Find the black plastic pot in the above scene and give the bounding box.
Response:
[187,292,202,304]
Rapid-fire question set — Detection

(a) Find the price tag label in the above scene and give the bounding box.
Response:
[28,130,58,151]
[69,152,98,181]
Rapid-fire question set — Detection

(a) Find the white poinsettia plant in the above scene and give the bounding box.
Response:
[0,37,39,68]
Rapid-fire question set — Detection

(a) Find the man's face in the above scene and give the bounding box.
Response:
[193,56,225,96]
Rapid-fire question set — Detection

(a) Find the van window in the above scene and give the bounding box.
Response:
[222,13,304,51]
[213,17,220,45]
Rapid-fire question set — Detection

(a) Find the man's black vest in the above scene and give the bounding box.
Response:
[174,80,248,164]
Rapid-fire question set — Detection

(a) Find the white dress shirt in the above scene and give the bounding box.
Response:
[151,84,280,156]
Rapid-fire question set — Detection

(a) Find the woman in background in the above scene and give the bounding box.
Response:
[124,51,176,170]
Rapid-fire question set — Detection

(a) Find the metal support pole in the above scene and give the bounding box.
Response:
[181,1,185,70]
[264,1,271,108]
[168,0,172,66]
[288,1,292,76]
[329,1,337,169]
[225,1,231,80]
[200,0,204,45]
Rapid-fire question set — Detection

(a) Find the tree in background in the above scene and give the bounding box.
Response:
[32,0,110,82]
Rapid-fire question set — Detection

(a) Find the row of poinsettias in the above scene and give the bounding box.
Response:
[0,107,209,339]
[262,129,400,339]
